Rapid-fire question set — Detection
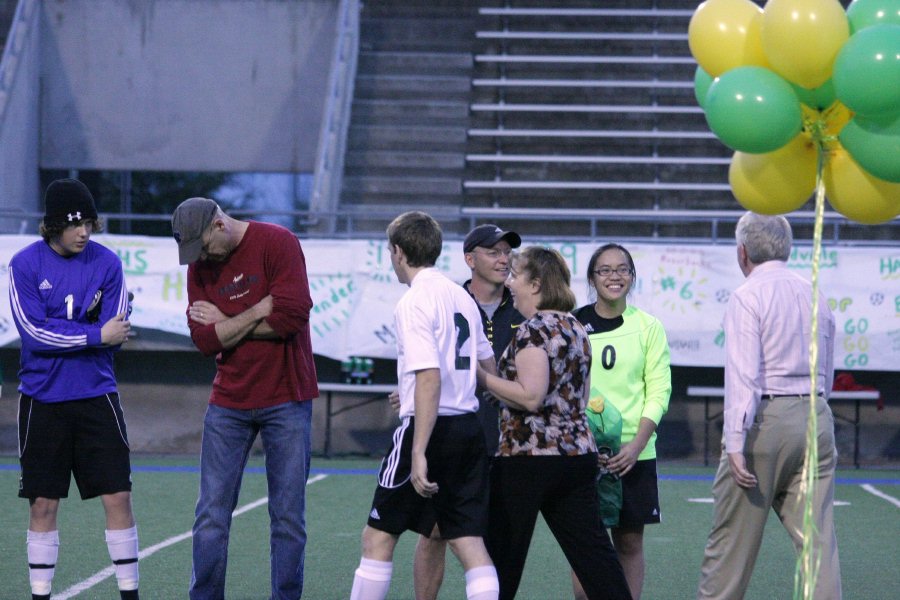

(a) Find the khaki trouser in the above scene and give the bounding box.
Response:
[697,395,842,600]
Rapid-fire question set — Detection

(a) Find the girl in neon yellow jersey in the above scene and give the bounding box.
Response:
[572,243,672,600]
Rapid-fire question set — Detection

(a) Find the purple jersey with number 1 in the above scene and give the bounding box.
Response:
[8,239,129,403]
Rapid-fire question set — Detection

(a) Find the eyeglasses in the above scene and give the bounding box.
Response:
[593,266,633,278]
[473,248,513,259]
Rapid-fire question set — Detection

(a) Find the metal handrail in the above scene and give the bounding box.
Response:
[465,154,730,165]
[309,0,360,235]
[476,31,688,41]
[472,78,692,88]
[469,103,703,114]
[468,128,717,139]
[475,54,696,65]
[479,8,693,18]
[2,207,896,246]
[459,207,900,246]
[0,0,37,125]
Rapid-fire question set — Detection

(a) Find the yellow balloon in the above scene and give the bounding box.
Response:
[801,101,854,142]
[729,134,818,214]
[689,0,769,77]
[762,0,850,88]
[824,147,900,224]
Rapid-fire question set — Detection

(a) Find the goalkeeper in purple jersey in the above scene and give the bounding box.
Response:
[8,179,139,600]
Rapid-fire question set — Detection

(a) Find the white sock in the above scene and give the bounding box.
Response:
[27,529,59,596]
[465,565,499,600]
[350,557,392,600]
[105,526,139,591]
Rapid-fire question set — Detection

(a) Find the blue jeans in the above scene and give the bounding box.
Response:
[190,400,312,600]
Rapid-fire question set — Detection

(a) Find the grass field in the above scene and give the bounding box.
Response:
[1,456,898,599]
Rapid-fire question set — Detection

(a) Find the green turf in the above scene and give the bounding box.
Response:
[0,457,898,599]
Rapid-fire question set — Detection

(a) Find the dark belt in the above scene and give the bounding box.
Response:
[762,393,821,400]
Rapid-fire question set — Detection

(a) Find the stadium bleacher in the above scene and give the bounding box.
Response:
[338,0,895,242]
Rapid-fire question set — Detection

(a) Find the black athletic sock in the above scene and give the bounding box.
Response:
[120,589,139,600]
[32,595,50,600]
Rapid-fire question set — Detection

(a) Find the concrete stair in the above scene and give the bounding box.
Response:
[462,0,743,238]
[340,1,481,217]
[0,0,17,54]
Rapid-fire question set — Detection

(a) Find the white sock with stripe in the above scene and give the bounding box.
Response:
[27,529,59,597]
[106,526,139,591]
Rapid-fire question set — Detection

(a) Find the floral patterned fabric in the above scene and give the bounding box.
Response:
[496,311,598,456]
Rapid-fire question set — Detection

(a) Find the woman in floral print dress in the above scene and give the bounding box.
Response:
[476,246,631,600]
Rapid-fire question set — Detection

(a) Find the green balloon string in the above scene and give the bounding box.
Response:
[803,103,841,149]
[793,120,828,600]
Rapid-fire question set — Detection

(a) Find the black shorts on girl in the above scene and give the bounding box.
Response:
[618,458,661,526]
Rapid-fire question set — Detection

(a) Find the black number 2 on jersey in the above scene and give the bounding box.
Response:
[454,312,471,370]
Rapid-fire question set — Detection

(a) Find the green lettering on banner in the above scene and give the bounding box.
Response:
[788,246,838,269]
[827,297,852,312]
[313,320,333,337]
[879,256,900,275]
[655,266,708,315]
[714,329,725,348]
[540,242,577,274]
[366,240,395,283]
[844,353,869,368]
[116,249,149,275]
[163,272,184,302]
[437,250,451,272]
[310,276,354,338]
[558,243,577,274]
[895,295,900,315]
[312,309,350,339]
[843,318,868,335]
[841,317,869,369]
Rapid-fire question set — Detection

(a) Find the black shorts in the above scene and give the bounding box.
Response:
[367,412,489,539]
[18,393,133,500]
[617,458,661,527]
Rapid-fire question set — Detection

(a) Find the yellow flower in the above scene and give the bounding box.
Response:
[588,393,605,414]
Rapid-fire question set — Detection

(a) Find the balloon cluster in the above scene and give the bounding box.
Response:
[690,0,900,224]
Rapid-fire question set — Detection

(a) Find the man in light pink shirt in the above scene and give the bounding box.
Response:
[697,212,841,599]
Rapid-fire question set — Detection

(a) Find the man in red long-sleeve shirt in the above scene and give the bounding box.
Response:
[172,197,318,600]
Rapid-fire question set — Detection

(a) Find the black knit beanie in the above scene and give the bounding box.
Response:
[43,179,99,226]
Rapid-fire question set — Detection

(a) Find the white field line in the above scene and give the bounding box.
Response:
[52,473,328,600]
[688,498,853,506]
[861,483,900,509]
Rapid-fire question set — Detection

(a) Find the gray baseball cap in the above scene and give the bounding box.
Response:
[172,197,219,265]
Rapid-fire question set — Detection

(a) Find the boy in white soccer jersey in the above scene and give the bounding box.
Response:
[349,211,500,600]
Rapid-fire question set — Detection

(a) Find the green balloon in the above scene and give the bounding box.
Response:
[847,0,900,34]
[833,24,900,118]
[839,115,900,182]
[694,66,714,109]
[792,79,836,110]
[704,66,802,154]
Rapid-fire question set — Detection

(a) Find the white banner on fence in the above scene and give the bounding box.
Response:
[0,235,897,371]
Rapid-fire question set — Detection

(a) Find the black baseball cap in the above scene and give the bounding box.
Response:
[463,224,522,253]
